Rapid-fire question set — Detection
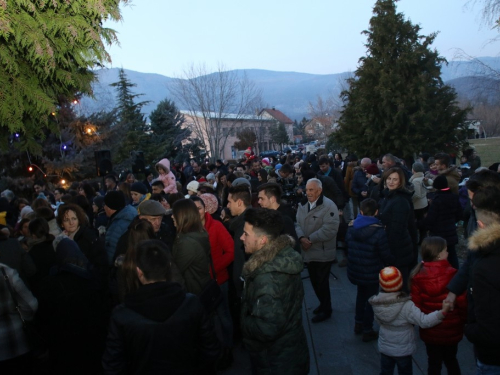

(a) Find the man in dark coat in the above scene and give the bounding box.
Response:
[102,240,221,374]
[240,208,309,375]
[464,187,500,373]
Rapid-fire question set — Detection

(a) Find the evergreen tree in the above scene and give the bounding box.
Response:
[147,98,189,164]
[110,69,150,164]
[269,122,290,150]
[0,0,126,153]
[234,128,257,150]
[336,0,469,159]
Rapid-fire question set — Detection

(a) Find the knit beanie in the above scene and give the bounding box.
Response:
[200,193,219,215]
[433,175,449,191]
[379,266,403,292]
[412,162,425,173]
[130,182,148,195]
[365,163,379,175]
[187,181,199,193]
[262,158,270,167]
[104,191,126,211]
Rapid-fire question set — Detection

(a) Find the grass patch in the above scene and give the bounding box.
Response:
[468,137,500,168]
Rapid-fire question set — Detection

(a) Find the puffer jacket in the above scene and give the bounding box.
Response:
[464,222,500,366]
[105,205,138,264]
[419,190,462,246]
[409,172,428,210]
[346,215,394,285]
[369,292,445,357]
[241,235,309,375]
[378,188,416,267]
[204,212,234,285]
[295,195,339,263]
[411,260,467,345]
[172,231,211,295]
[155,158,178,194]
[102,282,221,374]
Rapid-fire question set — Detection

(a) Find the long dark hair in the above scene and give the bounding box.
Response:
[121,218,156,298]
[172,199,204,234]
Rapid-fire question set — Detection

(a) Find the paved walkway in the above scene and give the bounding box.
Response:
[225,252,476,374]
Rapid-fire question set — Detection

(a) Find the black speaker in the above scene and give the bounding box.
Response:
[132,151,145,174]
[95,150,113,177]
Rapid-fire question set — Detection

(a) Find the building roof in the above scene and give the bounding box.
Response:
[260,108,293,124]
[180,110,274,122]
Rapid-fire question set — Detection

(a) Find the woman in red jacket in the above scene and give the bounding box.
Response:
[191,194,235,369]
[410,237,467,375]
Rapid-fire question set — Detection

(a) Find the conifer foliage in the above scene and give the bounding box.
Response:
[335,0,469,159]
[0,0,125,152]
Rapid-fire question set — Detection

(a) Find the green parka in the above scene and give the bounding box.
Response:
[172,231,210,296]
[241,235,309,375]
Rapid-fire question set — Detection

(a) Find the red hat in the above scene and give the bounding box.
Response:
[365,163,379,176]
[379,267,403,292]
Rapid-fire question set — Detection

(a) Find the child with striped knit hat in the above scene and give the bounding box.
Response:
[369,267,452,375]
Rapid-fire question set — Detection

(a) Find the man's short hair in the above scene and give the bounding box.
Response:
[306,177,322,189]
[152,180,165,188]
[383,153,398,164]
[257,183,282,201]
[473,186,500,225]
[228,184,251,207]
[136,240,172,282]
[105,174,117,183]
[244,208,283,240]
[360,198,378,217]
[434,153,450,168]
[279,163,293,175]
[466,170,500,193]
[318,156,331,166]
[33,180,45,188]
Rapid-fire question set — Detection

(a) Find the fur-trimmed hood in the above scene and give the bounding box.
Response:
[369,292,411,324]
[468,222,500,254]
[242,235,301,276]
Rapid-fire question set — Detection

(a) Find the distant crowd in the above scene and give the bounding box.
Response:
[0,146,499,375]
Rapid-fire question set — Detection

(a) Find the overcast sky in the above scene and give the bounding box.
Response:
[103,0,499,77]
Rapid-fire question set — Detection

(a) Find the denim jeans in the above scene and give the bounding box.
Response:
[477,359,500,375]
[380,353,413,375]
[355,283,379,332]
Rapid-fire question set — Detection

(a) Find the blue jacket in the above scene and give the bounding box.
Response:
[105,205,137,264]
[346,215,394,285]
[351,169,368,198]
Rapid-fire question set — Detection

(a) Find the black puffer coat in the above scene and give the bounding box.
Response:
[419,190,462,245]
[378,188,416,267]
[102,282,221,374]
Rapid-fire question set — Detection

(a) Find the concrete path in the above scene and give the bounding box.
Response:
[224,253,476,374]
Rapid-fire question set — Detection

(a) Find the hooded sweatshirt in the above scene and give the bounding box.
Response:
[154,158,178,194]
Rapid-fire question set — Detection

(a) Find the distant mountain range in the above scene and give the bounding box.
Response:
[80,57,500,122]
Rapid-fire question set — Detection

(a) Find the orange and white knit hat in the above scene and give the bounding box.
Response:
[379,266,403,292]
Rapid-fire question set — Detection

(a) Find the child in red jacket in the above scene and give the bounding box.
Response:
[410,236,467,375]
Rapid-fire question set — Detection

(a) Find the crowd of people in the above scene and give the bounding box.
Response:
[0,148,499,374]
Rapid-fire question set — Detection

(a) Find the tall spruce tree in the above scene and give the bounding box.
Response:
[110,69,149,163]
[335,0,469,159]
[269,122,290,150]
[147,99,188,163]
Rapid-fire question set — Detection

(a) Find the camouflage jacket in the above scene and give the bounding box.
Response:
[241,235,309,375]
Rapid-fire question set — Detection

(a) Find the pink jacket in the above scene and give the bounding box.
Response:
[154,158,177,194]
